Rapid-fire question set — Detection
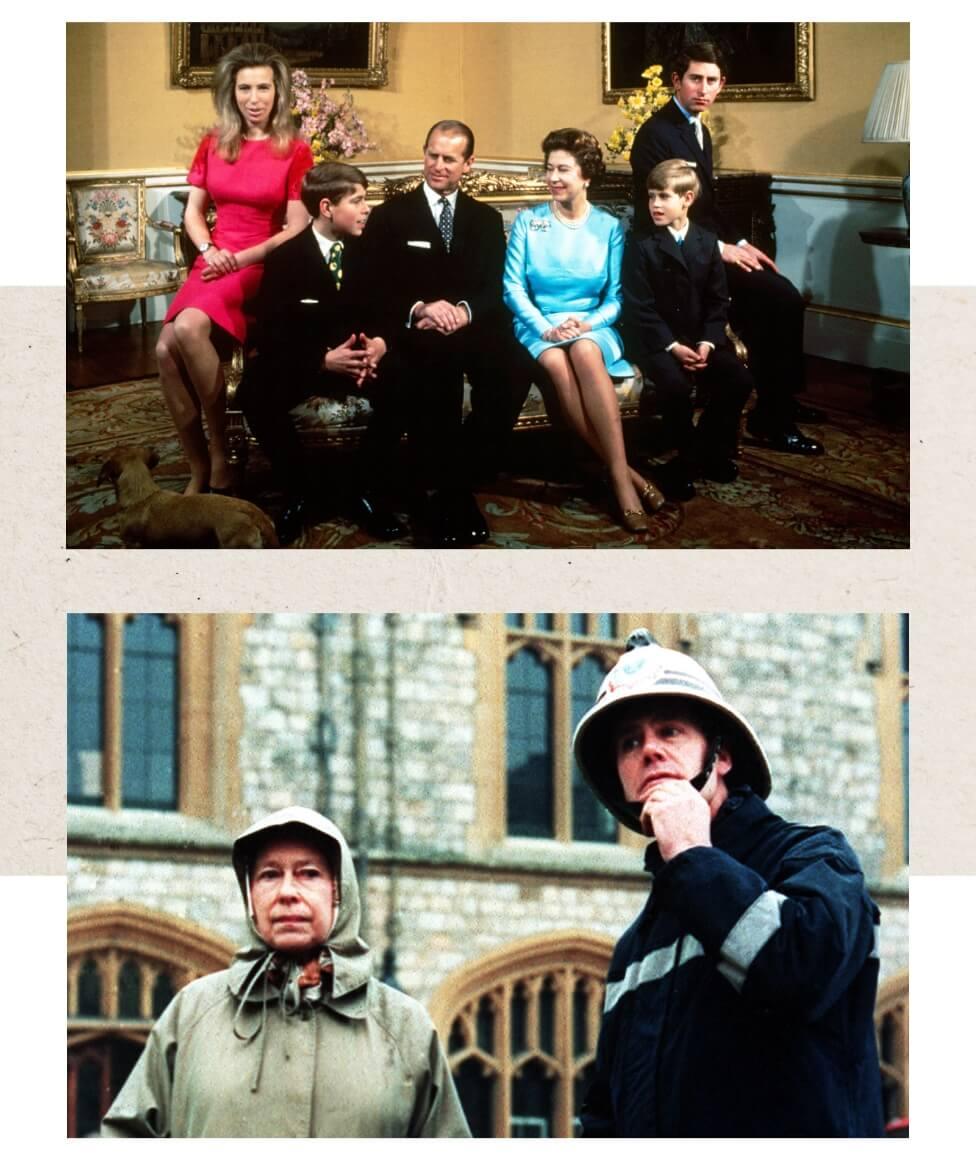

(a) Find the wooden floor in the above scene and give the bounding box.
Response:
[67,321,907,430]
[68,322,166,391]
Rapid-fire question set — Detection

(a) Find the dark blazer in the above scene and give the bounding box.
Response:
[249,224,382,385]
[621,222,730,364]
[361,184,511,339]
[630,99,723,239]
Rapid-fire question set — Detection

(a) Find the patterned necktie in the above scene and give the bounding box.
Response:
[438,197,454,252]
[328,241,343,289]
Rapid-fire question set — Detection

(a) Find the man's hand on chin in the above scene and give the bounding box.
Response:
[640,779,712,860]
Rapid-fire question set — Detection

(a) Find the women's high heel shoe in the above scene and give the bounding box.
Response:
[618,506,648,534]
[640,480,666,513]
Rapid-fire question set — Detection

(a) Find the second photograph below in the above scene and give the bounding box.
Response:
[66,612,909,1138]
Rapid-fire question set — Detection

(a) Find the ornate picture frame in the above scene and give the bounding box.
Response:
[602,22,814,103]
[170,22,390,89]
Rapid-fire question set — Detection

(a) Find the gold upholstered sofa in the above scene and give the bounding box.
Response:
[222,166,646,464]
[213,162,765,464]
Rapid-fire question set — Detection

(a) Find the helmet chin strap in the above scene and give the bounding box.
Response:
[691,734,723,791]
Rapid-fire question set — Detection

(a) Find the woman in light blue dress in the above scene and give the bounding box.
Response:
[504,128,664,531]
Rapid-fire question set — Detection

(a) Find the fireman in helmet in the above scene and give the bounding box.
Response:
[573,629,885,1137]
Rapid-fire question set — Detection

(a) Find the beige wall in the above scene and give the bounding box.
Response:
[67,22,909,178]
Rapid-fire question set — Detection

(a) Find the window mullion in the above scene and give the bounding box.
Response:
[103,616,123,810]
[555,968,572,1137]
[497,981,513,1137]
[178,615,209,817]
[102,949,119,1019]
[553,642,570,842]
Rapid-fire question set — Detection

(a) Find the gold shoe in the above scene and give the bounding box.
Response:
[620,507,649,534]
[640,480,666,513]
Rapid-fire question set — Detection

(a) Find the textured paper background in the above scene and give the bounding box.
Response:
[3,7,974,1155]
[2,286,975,872]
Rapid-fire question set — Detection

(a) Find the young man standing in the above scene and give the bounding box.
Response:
[573,630,884,1136]
[630,43,825,457]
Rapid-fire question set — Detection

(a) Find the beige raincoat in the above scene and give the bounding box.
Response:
[101,807,470,1137]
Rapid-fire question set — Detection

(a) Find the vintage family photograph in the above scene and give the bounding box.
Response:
[66,22,909,549]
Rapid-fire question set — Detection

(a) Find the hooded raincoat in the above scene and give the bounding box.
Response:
[101,807,470,1138]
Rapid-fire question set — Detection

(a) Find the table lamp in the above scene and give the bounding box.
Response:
[862,61,910,223]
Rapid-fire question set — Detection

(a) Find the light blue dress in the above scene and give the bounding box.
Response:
[503,201,631,376]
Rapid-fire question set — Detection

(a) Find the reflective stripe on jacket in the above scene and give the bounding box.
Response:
[581,791,885,1137]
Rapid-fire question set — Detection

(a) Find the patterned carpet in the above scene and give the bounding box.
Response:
[66,378,908,549]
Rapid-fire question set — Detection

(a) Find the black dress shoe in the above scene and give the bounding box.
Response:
[275,497,309,545]
[746,417,825,456]
[696,457,739,483]
[458,491,490,545]
[348,493,407,541]
[792,401,828,424]
[649,459,696,502]
[428,490,489,548]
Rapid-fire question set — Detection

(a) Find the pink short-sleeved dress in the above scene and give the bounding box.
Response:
[165,134,313,342]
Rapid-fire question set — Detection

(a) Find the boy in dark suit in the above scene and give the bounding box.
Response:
[361,120,533,547]
[238,162,407,545]
[622,159,753,501]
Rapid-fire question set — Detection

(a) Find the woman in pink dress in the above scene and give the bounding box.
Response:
[158,42,313,493]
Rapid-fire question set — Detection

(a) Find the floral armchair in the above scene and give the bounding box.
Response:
[66,179,188,352]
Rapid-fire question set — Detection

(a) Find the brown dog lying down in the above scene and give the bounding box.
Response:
[98,446,279,548]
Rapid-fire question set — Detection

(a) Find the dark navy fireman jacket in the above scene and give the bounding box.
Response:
[581,790,885,1137]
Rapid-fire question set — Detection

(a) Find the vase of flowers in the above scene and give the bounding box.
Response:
[291,69,375,163]
[606,65,672,162]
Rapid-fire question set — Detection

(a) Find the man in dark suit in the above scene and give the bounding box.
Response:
[623,159,753,500]
[238,163,408,545]
[630,42,824,456]
[361,120,533,547]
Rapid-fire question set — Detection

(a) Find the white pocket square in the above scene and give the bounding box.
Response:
[300,298,320,304]
[407,240,432,249]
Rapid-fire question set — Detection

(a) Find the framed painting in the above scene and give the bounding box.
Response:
[602,22,814,102]
[170,22,390,89]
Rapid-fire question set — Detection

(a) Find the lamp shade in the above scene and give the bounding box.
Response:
[863,61,910,143]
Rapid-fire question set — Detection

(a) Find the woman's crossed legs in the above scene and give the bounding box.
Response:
[539,339,663,528]
[156,308,232,494]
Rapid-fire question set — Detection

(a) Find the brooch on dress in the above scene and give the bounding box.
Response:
[528,218,550,231]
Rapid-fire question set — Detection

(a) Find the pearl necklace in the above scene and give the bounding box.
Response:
[551,201,592,230]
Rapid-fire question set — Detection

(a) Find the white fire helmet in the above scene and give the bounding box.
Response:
[572,629,771,833]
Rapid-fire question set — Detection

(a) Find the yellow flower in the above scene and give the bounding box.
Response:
[607,63,673,158]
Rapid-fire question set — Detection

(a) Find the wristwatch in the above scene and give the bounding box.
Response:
[199,242,212,254]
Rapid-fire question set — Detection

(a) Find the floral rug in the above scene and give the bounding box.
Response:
[67,379,908,550]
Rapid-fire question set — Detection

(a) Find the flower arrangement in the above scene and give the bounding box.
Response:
[291,69,375,163]
[606,65,672,162]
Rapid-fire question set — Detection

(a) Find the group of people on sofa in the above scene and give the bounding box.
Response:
[158,40,825,547]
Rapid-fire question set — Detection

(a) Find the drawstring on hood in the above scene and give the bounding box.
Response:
[228,807,373,1092]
